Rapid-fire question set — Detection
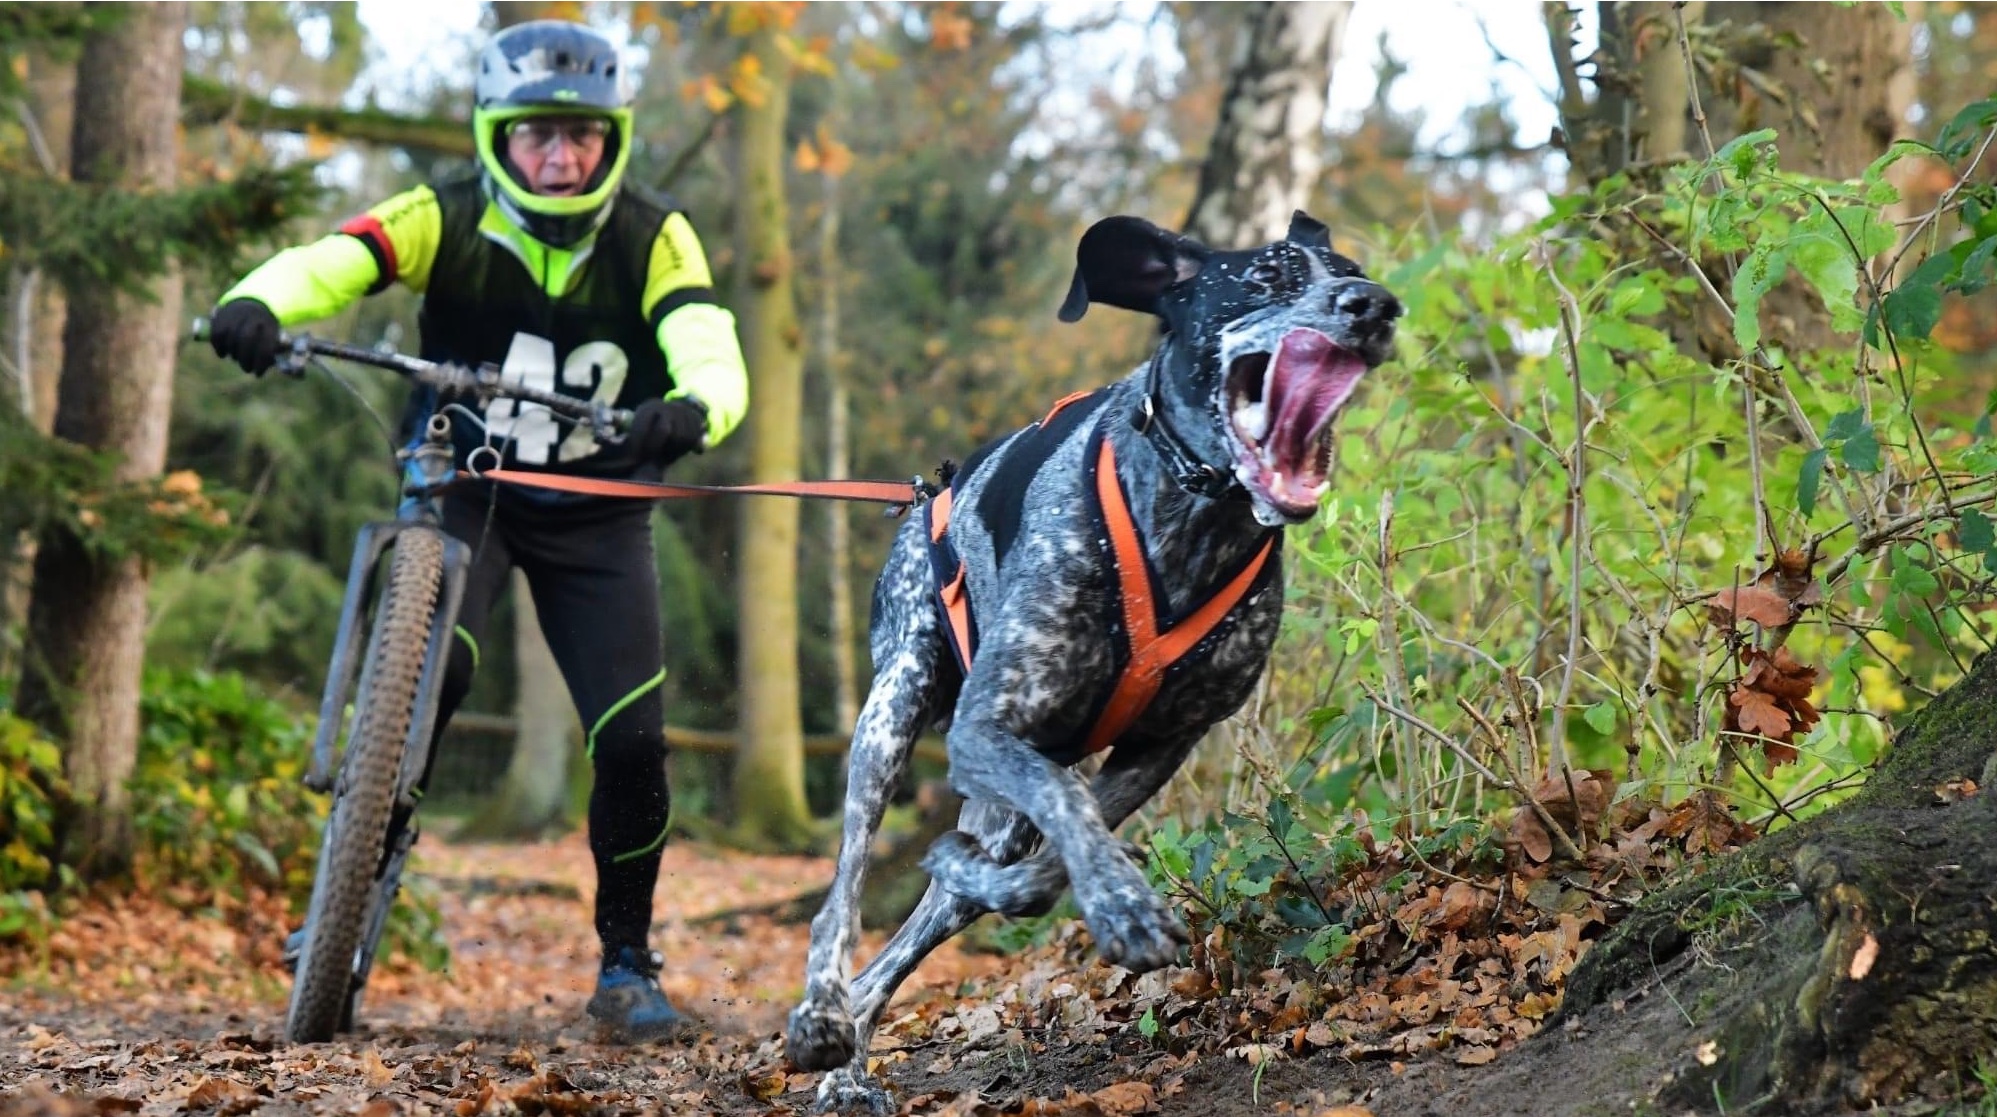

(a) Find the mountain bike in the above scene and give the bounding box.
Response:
[189,320,631,1043]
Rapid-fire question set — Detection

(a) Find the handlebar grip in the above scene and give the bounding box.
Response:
[189,316,211,342]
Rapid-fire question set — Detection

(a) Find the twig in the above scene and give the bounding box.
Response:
[655,107,727,194]
[1537,243,1591,776]
[1885,125,1997,280]
[1452,694,1586,862]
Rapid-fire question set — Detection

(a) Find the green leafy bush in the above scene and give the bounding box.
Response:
[131,668,323,895]
[132,668,448,970]
[0,712,64,941]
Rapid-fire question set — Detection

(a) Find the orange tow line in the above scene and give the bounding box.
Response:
[471,468,925,507]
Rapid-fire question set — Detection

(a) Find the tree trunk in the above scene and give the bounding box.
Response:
[729,26,815,852]
[14,2,187,881]
[1182,0,1349,247]
[818,169,859,737]
[1551,646,1997,1110]
[1737,2,1915,181]
[457,571,578,840]
[1,51,76,686]
[1555,2,1705,184]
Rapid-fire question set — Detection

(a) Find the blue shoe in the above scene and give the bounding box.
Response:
[585,945,690,1042]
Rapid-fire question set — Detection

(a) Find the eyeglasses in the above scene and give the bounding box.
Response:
[506,117,611,155]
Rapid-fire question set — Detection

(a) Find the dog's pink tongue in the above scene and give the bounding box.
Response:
[1268,329,1365,470]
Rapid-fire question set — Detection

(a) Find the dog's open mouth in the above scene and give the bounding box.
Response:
[1224,327,1368,521]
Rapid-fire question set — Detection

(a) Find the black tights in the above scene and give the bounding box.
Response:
[397,491,670,952]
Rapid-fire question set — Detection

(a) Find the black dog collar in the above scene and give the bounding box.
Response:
[1130,347,1238,500]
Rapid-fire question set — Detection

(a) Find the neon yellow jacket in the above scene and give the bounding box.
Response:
[223,176,749,452]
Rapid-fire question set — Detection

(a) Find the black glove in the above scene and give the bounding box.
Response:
[207,299,283,376]
[628,398,708,467]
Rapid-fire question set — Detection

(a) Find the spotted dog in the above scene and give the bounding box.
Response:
[786,211,1402,1113]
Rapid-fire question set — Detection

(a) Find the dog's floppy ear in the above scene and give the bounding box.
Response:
[1286,210,1332,251]
[1058,216,1209,323]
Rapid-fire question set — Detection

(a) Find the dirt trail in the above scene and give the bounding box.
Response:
[0,830,1735,1117]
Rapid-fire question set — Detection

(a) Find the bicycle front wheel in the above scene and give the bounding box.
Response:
[285,526,446,1044]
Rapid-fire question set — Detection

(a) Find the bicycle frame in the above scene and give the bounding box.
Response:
[305,412,472,807]
[190,317,630,1035]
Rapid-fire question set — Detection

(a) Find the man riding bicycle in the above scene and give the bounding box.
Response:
[205,19,746,1042]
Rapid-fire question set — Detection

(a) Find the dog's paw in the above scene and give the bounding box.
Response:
[813,1066,896,1116]
[1084,888,1189,973]
[786,999,858,1072]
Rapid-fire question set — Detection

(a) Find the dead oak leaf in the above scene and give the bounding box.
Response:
[1507,809,1553,864]
[182,1077,261,1114]
[1708,585,1793,630]
[1728,686,1792,739]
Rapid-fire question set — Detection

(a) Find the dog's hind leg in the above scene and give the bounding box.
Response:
[787,538,946,1076]
[926,732,1199,916]
[812,798,1039,1115]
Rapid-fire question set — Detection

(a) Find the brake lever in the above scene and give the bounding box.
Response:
[273,334,311,379]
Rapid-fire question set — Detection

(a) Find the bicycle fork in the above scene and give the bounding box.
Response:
[304,524,471,800]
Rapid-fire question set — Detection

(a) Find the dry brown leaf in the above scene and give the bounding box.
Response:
[1089,1081,1157,1115]
[740,1065,788,1102]
[1508,809,1553,863]
[361,1048,395,1088]
[1709,584,1793,629]
[1454,1045,1498,1066]
[182,1077,260,1113]
[1729,686,1792,739]
[1755,548,1825,609]
[1936,777,1981,803]
[1435,881,1491,932]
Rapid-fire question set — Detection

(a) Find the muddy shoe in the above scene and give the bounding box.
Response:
[585,945,689,1043]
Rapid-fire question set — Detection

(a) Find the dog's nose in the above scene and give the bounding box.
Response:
[1333,281,1401,324]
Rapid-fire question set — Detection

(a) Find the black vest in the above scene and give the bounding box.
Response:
[411,174,680,501]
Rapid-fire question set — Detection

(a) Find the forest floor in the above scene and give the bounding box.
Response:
[0,810,1787,1117]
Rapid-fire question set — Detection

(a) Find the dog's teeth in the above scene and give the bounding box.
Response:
[1234,402,1268,440]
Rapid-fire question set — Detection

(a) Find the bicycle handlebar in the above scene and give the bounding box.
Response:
[188,317,634,437]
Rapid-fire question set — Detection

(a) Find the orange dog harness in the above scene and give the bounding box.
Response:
[926,391,1278,760]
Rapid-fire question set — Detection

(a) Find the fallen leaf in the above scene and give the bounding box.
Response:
[183,1077,260,1113]
[740,1065,787,1102]
[1849,932,1879,980]
[1089,1081,1156,1115]
[1454,1045,1497,1066]
[1936,777,1981,803]
[1226,1043,1283,1067]
[1509,809,1553,863]
[361,1048,395,1088]
[1695,1040,1723,1066]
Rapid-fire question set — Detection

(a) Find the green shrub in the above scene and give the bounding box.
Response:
[132,668,322,895]
[133,668,448,969]
[0,712,65,942]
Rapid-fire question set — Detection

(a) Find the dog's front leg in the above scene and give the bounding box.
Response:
[940,721,1186,971]
[813,799,1039,1115]
[787,641,941,1074]
[925,732,1198,916]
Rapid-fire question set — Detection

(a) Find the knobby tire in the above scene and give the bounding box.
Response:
[284,527,445,1044]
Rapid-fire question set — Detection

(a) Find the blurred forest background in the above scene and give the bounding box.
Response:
[5,0,1997,977]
